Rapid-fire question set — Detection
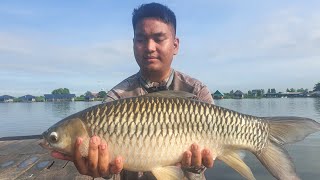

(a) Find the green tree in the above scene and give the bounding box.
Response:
[257,90,262,97]
[84,91,92,97]
[13,98,22,102]
[314,82,320,91]
[52,88,70,94]
[98,91,107,98]
[223,93,232,99]
[229,90,234,98]
[35,96,45,102]
[286,88,295,92]
[297,88,307,93]
[75,95,85,101]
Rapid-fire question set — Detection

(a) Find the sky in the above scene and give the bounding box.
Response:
[1,0,320,96]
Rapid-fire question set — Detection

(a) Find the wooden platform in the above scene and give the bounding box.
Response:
[0,136,101,180]
[1,136,320,180]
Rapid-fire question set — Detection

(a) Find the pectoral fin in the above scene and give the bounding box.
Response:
[219,151,255,180]
[151,166,184,180]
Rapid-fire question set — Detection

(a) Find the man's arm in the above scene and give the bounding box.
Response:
[196,85,214,104]
[102,96,116,103]
[102,90,119,103]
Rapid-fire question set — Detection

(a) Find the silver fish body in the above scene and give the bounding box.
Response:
[41,91,320,180]
[83,96,268,167]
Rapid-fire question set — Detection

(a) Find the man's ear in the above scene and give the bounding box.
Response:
[173,37,179,55]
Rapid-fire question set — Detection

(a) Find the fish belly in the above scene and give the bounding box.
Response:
[105,133,217,172]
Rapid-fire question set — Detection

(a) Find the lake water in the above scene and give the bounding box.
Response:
[210,98,320,179]
[0,101,100,137]
[2,98,319,138]
[0,98,320,179]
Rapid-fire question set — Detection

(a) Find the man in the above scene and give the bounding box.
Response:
[52,2,215,179]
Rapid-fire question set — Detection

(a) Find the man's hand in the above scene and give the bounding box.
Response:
[180,143,214,172]
[51,136,123,178]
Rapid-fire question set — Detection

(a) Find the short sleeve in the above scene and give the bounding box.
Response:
[197,86,214,104]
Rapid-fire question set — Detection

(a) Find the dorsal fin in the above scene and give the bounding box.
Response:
[144,90,195,99]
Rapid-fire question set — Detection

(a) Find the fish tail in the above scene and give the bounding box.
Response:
[255,117,320,180]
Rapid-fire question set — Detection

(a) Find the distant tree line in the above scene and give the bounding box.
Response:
[284,82,320,93]
[221,82,320,99]
[49,88,108,101]
[314,82,320,91]
[51,88,70,95]
[286,88,308,92]
[8,82,320,102]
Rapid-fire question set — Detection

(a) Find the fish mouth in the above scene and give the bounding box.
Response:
[39,139,53,150]
[39,139,69,157]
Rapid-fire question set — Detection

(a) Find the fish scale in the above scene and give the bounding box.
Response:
[41,91,320,180]
[81,96,268,169]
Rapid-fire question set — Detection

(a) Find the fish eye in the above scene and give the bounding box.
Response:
[49,132,58,142]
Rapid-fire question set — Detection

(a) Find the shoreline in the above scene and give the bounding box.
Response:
[0,96,319,103]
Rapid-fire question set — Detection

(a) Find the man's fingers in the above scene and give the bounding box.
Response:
[191,144,201,167]
[202,149,214,168]
[97,142,110,176]
[175,162,182,168]
[51,151,72,161]
[181,151,192,167]
[110,156,123,174]
[73,137,88,175]
[87,136,100,177]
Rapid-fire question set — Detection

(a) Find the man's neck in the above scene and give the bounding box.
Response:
[141,69,172,82]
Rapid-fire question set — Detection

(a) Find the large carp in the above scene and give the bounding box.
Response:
[40,91,320,180]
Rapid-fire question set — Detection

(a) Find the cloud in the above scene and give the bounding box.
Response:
[190,7,320,65]
[62,40,134,66]
[253,9,320,58]
[0,32,34,55]
[0,32,134,76]
[0,31,137,96]
[174,6,320,92]
[1,1,319,96]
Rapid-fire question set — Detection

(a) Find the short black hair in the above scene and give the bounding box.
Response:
[132,2,176,35]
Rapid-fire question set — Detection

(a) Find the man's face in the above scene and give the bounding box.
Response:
[133,18,179,75]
